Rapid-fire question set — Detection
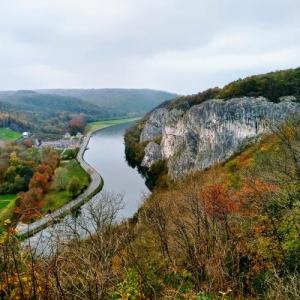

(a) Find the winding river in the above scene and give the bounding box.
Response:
[24,122,148,253]
[84,123,148,219]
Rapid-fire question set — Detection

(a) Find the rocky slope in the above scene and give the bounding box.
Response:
[139,96,300,178]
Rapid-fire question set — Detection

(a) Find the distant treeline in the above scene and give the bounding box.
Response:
[0,113,30,132]
[0,89,176,137]
[166,67,300,110]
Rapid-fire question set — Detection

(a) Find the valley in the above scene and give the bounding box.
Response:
[0,68,299,299]
[0,116,140,235]
[23,122,148,250]
[0,89,175,138]
[1,1,299,298]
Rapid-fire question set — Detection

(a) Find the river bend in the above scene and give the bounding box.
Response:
[24,122,148,253]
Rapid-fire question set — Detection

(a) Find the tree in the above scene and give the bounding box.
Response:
[22,138,33,148]
[68,115,86,135]
[37,163,53,179]
[201,184,238,220]
[41,148,60,172]
[67,177,81,197]
[54,167,68,191]
[244,117,300,271]
[15,187,44,221]
[29,172,48,192]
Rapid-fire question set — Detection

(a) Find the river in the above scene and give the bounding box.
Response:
[24,122,148,254]
[84,123,148,218]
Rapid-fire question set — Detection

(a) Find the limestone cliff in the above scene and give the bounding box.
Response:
[140,97,300,178]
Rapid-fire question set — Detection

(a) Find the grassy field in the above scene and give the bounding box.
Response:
[0,128,21,140]
[0,194,17,210]
[42,160,90,213]
[0,194,17,231]
[85,117,140,133]
[0,160,90,226]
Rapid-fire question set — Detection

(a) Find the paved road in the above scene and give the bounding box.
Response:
[16,131,103,238]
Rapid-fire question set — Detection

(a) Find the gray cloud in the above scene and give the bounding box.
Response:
[0,0,299,93]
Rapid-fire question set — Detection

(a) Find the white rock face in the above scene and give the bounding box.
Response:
[139,97,300,178]
[141,142,162,168]
[279,95,297,102]
[140,108,169,142]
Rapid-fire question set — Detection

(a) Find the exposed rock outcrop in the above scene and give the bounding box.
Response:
[140,108,169,142]
[139,97,300,178]
[141,142,162,168]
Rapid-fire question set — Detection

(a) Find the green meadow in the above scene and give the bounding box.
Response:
[85,117,140,134]
[0,128,21,140]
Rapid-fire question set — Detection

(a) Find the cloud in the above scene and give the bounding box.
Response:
[0,0,299,93]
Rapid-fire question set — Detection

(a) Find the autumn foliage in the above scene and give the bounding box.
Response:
[0,118,299,299]
[201,184,239,218]
[68,115,86,135]
[14,148,60,222]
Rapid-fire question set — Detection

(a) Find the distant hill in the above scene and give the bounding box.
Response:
[37,89,177,117]
[0,91,106,117]
[0,91,113,138]
[163,67,300,111]
[0,89,176,138]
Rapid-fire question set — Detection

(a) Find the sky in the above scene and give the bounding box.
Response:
[0,0,299,94]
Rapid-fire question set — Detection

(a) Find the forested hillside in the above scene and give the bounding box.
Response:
[38,88,177,117]
[0,89,176,138]
[125,67,300,173]
[163,67,300,111]
[0,92,104,138]
[0,68,299,299]
[119,68,300,298]
[1,115,299,299]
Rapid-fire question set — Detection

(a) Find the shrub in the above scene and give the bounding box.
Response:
[67,177,81,197]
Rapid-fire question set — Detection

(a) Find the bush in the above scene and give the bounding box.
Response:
[67,177,81,197]
[124,122,146,168]
[61,148,79,160]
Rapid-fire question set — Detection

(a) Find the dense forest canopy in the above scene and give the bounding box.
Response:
[165,67,300,111]
[37,88,177,115]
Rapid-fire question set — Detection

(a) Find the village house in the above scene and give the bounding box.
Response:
[22,132,30,138]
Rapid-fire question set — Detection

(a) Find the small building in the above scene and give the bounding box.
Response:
[64,132,71,139]
[22,132,29,138]
[76,132,83,139]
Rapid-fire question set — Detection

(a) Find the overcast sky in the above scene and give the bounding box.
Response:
[0,0,299,94]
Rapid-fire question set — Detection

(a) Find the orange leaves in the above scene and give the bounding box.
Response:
[41,148,60,171]
[15,159,57,221]
[0,271,44,299]
[15,188,44,221]
[235,179,278,207]
[37,163,53,181]
[200,184,239,218]
[29,172,48,191]
[68,115,86,135]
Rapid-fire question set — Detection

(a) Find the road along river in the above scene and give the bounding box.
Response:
[23,122,149,254]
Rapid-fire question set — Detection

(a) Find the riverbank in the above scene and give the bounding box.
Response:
[85,117,140,133]
[16,130,102,238]
[0,128,21,140]
[16,118,140,239]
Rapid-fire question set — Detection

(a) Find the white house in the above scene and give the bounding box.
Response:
[64,132,71,139]
[22,132,29,138]
[76,132,83,139]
